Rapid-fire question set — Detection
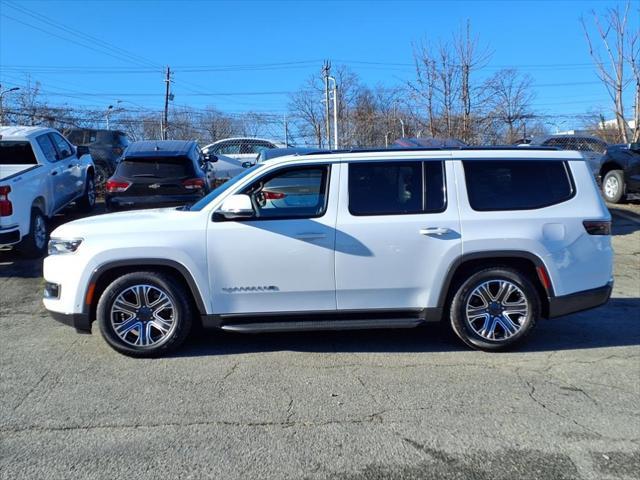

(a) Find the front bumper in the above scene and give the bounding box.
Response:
[548,281,613,318]
[48,310,92,333]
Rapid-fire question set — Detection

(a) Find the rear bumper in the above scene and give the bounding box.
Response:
[548,281,613,318]
[48,310,92,333]
[0,227,21,246]
[106,193,203,209]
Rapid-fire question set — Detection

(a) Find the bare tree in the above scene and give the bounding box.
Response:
[625,12,640,142]
[582,2,633,142]
[485,69,535,144]
[454,20,492,143]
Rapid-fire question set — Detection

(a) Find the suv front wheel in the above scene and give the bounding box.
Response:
[97,272,193,357]
[450,268,540,351]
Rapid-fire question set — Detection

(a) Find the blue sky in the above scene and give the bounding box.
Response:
[0,0,637,128]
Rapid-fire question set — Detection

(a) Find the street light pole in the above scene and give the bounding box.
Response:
[105,105,113,129]
[0,86,20,125]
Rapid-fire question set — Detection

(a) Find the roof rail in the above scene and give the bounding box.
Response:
[304,146,560,155]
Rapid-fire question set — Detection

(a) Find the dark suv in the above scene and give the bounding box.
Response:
[596,143,640,203]
[64,129,130,187]
[104,140,215,211]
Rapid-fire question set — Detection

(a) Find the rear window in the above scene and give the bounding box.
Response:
[463,160,574,211]
[117,156,195,178]
[0,141,37,165]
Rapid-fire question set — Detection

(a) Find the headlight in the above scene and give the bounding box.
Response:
[48,238,83,255]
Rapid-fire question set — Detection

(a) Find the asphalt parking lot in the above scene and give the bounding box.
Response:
[1,203,639,480]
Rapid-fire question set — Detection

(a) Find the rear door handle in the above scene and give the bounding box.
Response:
[295,232,327,240]
[419,227,451,236]
[51,170,58,176]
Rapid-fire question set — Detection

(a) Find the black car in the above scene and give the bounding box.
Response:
[64,128,130,187]
[105,140,215,211]
[596,142,640,203]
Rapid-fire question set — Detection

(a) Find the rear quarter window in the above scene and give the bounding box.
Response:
[463,160,574,211]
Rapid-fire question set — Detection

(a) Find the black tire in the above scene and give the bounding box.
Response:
[97,271,193,357]
[76,173,96,212]
[16,207,48,258]
[602,169,625,204]
[449,267,540,351]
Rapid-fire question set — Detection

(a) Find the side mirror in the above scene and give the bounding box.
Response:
[76,145,90,158]
[241,161,254,169]
[216,194,254,220]
[204,153,218,163]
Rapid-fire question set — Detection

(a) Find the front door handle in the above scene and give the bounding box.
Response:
[295,232,327,240]
[419,227,451,236]
[51,170,58,176]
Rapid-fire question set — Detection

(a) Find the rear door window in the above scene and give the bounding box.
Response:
[0,141,38,165]
[116,156,195,178]
[463,160,574,211]
[36,135,59,163]
[348,161,446,216]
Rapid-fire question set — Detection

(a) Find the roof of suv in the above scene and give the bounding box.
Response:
[124,140,196,158]
[260,147,586,168]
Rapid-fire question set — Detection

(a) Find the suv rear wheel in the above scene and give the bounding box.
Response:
[97,272,193,357]
[450,268,540,351]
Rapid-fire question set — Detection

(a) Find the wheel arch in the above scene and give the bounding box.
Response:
[600,161,624,177]
[32,196,47,216]
[84,259,208,324]
[437,251,552,318]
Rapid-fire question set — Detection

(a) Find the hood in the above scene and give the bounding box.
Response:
[51,207,197,239]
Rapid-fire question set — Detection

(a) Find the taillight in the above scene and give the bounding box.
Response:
[105,180,131,193]
[583,220,611,235]
[0,186,12,216]
[183,178,205,190]
[263,190,286,200]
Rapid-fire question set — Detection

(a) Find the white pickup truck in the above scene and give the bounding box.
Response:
[0,126,96,257]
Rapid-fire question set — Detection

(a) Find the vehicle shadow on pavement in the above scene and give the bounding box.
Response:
[172,298,640,358]
[610,207,640,235]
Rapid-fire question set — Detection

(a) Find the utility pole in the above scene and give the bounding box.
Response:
[105,104,113,130]
[283,113,289,146]
[322,60,331,148]
[163,66,171,140]
[328,76,338,149]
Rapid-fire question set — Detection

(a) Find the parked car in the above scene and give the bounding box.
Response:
[202,137,284,162]
[0,126,95,257]
[64,128,129,187]
[44,147,613,357]
[530,134,607,170]
[256,147,327,164]
[104,140,215,211]
[595,142,640,203]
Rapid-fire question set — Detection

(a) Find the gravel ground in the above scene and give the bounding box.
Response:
[0,202,638,480]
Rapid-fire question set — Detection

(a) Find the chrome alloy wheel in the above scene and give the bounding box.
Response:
[604,175,619,199]
[33,214,47,251]
[465,280,529,341]
[110,285,177,348]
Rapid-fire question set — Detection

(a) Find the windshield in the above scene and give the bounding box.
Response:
[189,164,264,211]
[117,156,194,178]
[0,141,37,165]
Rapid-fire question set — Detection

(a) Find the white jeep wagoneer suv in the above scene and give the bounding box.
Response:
[43,148,613,356]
